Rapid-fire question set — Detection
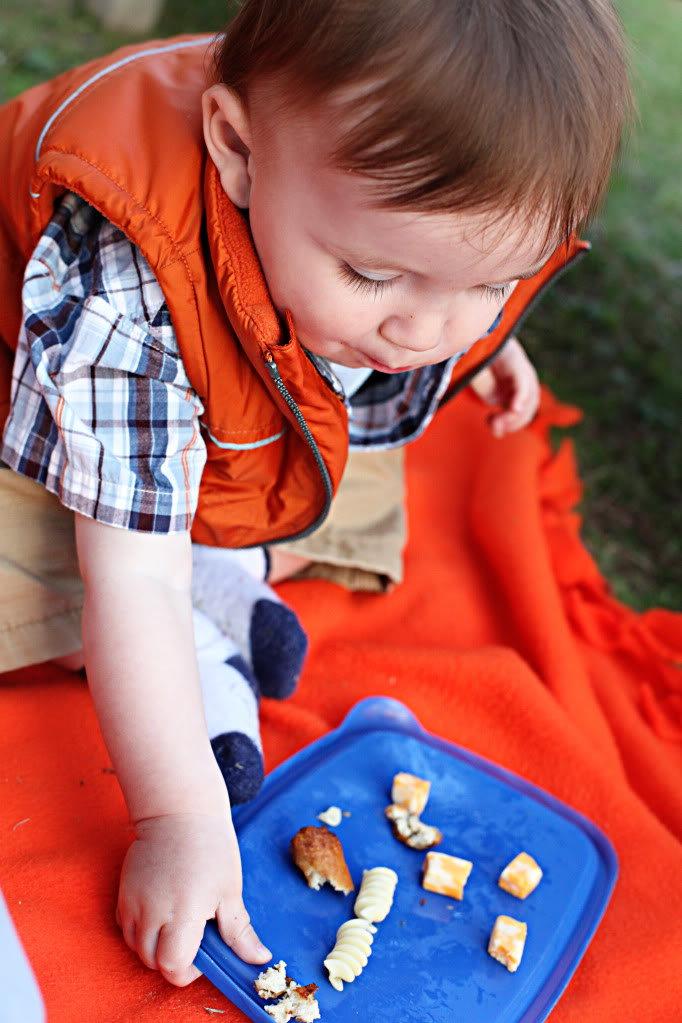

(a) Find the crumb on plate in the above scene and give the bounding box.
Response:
[317,806,343,827]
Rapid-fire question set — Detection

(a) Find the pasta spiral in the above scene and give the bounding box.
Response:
[323,918,375,991]
[353,866,398,924]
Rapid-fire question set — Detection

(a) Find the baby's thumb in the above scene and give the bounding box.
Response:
[216,901,271,965]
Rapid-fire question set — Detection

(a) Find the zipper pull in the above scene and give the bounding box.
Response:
[265,353,283,384]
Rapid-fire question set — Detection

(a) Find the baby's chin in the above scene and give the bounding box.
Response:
[298,333,419,374]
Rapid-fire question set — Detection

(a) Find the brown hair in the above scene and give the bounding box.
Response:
[213,0,633,238]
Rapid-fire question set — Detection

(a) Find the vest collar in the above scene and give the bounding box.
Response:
[204,160,291,358]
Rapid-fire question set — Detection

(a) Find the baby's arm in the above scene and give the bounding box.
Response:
[75,514,271,985]
[469,337,540,437]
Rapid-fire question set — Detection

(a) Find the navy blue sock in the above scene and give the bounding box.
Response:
[210,731,265,805]
[191,543,308,701]
[250,598,308,700]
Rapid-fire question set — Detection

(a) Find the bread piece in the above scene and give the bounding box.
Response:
[498,852,543,899]
[488,915,527,972]
[263,983,320,1023]
[290,825,354,894]
[255,961,289,1000]
[422,850,473,899]
[255,964,320,1023]
[385,803,443,850]
[391,772,431,814]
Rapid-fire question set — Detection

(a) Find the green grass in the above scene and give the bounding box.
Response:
[1,0,680,611]
[0,1,232,102]
[521,0,682,610]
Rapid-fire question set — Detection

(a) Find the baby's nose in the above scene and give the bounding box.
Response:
[378,310,444,353]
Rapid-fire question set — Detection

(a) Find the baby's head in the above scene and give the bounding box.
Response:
[203,0,632,372]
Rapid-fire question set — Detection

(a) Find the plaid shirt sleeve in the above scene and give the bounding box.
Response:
[1,193,206,533]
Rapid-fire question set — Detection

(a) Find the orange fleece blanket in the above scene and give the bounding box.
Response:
[2,388,681,1022]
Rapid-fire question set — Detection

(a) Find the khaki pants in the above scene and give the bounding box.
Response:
[0,447,406,672]
[0,470,84,672]
[276,446,405,592]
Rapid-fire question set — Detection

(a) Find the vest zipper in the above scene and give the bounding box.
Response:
[263,246,586,539]
[264,353,335,543]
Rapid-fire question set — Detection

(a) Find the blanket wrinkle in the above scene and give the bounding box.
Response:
[469,407,622,762]
[2,387,682,1022]
[542,447,682,746]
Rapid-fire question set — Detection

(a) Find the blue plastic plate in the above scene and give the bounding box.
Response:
[196,697,617,1022]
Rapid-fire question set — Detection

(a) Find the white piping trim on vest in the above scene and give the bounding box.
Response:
[30,36,214,198]
[204,426,289,451]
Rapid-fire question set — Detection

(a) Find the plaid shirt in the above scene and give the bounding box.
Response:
[2,194,487,534]
[2,194,205,532]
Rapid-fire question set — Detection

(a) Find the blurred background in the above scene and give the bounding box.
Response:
[1,0,680,612]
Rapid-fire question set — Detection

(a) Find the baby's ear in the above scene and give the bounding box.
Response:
[202,84,254,208]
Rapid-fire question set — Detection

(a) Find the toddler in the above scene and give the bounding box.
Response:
[0,0,631,988]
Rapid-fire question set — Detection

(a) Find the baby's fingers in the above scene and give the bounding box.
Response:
[116,902,140,961]
[216,898,271,965]
[154,918,205,987]
[469,366,501,406]
[488,409,521,438]
[489,384,539,437]
[488,402,534,437]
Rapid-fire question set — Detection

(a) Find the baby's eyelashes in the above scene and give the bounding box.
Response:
[338,262,399,295]
[479,282,515,303]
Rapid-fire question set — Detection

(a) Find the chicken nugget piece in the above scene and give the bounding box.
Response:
[290,825,354,894]
[385,803,443,849]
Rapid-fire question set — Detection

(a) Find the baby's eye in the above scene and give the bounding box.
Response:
[338,263,398,295]
[480,282,515,303]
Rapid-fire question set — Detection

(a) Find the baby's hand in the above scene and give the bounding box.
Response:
[116,812,271,986]
[469,337,540,437]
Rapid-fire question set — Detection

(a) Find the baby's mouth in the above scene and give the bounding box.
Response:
[364,354,416,374]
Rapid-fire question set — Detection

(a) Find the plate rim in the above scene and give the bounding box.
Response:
[197,697,618,1023]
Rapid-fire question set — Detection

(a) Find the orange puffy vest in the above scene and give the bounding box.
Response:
[0,36,587,547]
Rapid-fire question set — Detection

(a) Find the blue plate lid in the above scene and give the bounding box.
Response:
[196,697,617,1022]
